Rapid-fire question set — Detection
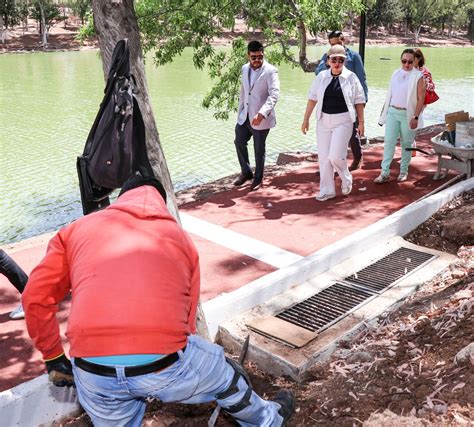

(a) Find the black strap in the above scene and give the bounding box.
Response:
[75,346,185,377]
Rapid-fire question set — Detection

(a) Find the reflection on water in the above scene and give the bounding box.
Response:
[0,46,473,243]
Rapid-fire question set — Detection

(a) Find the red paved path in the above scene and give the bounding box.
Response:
[0,130,453,391]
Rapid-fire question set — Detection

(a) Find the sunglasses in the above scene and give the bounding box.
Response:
[250,55,264,60]
[330,58,345,64]
[401,59,414,64]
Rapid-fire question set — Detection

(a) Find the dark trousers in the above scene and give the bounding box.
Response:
[349,121,362,160]
[0,250,28,294]
[234,119,270,184]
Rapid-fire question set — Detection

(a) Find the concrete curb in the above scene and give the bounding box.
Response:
[0,374,79,426]
[203,177,474,338]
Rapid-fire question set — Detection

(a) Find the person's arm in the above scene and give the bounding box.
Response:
[355,104,365,136]
[352,53,368,102]
[257,68,280,123]
[315,53,328,75]
[301,99,317,134]
[409,77,426,130]
[186,238,201,334]
[23,232,71,361]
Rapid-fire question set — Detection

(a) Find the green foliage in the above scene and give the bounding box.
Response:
[135,0,363,120]
[75,9,94,43]
[31,1,62,30]
[68,0,91,24]
[1,0,28,28]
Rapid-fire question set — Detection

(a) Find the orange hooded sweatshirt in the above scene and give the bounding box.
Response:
[23,186,200,360]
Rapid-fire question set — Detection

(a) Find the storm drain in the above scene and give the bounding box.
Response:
[343,247,436,292]
[276,282,375,332]
[274,247,436,334]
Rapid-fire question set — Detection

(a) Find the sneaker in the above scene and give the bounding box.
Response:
[274,389,295,426]
[234,173,253,186]
[9,303,25,320]
[341,183,352,196]
[315,193,336,201]
[374,173,390,184]
[397,173,408,182]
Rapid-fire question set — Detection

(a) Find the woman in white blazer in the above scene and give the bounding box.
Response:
[375,49,426,183]
[301,44,366,201]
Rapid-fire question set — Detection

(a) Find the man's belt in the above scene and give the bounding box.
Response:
[390,105,407,110]
[74,346,185,377]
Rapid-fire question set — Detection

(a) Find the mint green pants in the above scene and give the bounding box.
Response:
[381,107,416,175]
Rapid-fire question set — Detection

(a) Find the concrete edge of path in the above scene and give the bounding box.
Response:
[203,177,474,338]
[0,374,80,426]
[3,178,473,426]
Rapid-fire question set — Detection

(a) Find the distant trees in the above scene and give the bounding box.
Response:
[366,0,474,41]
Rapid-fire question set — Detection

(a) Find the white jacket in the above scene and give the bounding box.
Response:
[237,61,280,130]
[379,68,424,130]
[308,67,366,123]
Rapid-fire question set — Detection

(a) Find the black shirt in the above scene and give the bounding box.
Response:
[322,75,348,114]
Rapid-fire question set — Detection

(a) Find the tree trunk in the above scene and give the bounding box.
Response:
[90,0,210,340]
[414,25,421,43]
[0,15,5,44]
[39,2,48,46]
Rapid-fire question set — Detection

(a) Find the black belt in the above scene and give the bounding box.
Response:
[75,346,185,377]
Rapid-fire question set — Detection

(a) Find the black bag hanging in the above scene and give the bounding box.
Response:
[77,38,154,215]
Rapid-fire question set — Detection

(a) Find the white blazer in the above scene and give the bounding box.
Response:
[307,67,366,123]
[237,61,280,130]
[379,68,424,130]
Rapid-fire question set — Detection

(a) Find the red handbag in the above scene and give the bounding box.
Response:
[424,90,439,105]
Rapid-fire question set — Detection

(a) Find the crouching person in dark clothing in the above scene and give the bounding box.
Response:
[23,175,295,426]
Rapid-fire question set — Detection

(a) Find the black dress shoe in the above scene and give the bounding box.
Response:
[274,389,295,426]
[349,158,362,171]
[234,173,253,186]
[250,180,262,191]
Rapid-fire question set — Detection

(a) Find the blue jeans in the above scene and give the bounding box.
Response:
[72,336,283,426]
[381,107,416,175]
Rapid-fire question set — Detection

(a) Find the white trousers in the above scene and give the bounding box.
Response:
[316,112,353,195]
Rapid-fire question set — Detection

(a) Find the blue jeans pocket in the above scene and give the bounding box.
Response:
[137,363,200,403]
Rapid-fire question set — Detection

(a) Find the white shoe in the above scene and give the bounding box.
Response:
[315,193,336,201]
[397,173,408,182]
[341,183,352,196]
[9,303,25,320]
[374,173,390,184]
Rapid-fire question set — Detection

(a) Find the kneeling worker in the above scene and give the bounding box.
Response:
[23,174,294,426]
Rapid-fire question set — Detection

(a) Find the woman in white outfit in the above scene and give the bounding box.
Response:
[302,44,366,201]
[375,48,426,183]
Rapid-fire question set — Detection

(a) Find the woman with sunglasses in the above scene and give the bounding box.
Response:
[375,49,426,183]
[302,44,366,201]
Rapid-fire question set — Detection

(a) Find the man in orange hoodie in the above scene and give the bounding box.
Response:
[23,175,294,426]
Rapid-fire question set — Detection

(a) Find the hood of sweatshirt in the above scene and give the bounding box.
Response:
[106,185,176,222]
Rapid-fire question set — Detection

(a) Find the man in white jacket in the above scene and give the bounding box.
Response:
[234,40,280,191]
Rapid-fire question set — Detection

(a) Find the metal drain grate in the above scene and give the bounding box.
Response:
[343,247,435,292]
[276,283,375,332]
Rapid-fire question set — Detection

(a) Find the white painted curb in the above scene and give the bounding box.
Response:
[203,177,474,338]
[0,374,79,426]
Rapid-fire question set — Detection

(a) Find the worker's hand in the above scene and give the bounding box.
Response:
[301,119,310,135]
[45,354,74,387]
[251,113,264,126]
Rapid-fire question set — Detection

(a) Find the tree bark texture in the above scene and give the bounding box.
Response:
[91,0,210,340]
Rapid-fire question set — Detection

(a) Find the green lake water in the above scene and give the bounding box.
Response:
[0,45,473,243]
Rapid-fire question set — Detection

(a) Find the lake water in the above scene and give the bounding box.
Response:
[0,45,473,244]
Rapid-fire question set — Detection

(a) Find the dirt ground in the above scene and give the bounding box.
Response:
[61,190,473,426]
[1,18,471,53]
